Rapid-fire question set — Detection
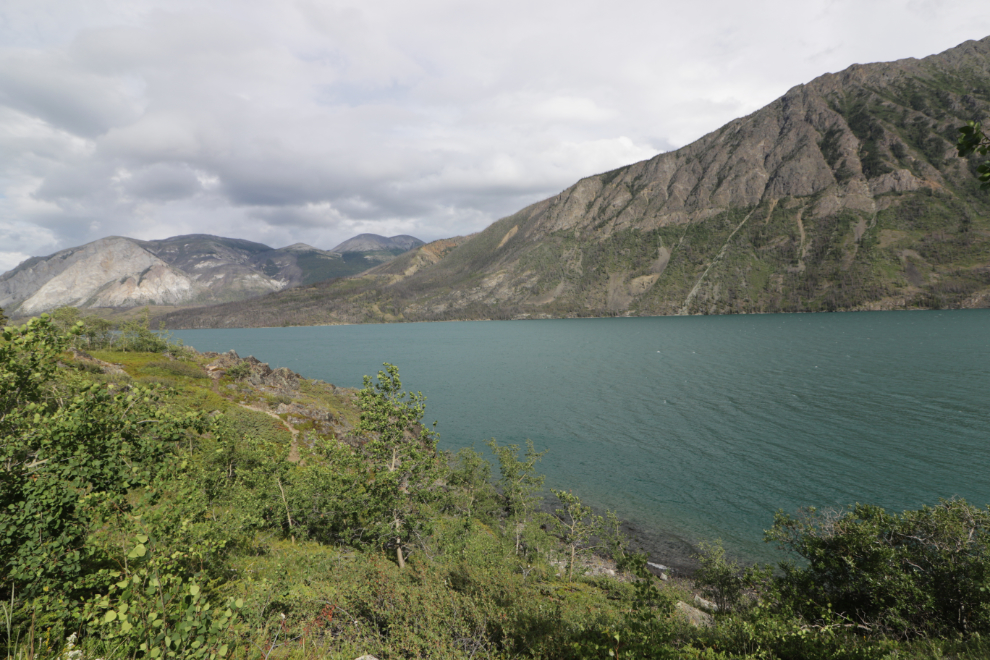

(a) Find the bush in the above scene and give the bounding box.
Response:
[694,539,744,613]
[767,499,990,639]
[225,362,251,380]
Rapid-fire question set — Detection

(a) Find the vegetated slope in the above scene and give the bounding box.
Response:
[330,233,425,253]
[160,36,990,330]
[0,233,423,315]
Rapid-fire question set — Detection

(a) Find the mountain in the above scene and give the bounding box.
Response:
[158,36,990,329]
[330,234,425,253]
[0,233,424,315]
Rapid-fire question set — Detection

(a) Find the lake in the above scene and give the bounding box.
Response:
[175,310,990,567]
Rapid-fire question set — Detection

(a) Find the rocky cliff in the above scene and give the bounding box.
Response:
[159,36,990,328]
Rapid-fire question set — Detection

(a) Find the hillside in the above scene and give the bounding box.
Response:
[161,36,990,329]
[0,233,423,316]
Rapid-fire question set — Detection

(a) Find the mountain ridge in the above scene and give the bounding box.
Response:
[156,35,990,329]
[0,233,424,316]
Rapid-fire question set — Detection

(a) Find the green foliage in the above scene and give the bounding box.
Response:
[766,499,990,639]
[550,490,603,582]
[117,307,181,353]
[84,535,243,659]
[358,363,442,567]
[0,314,212,657]
[694,539,745,614]
[79,315,114,350]
[0,307,7,328]
[487,438,547,558]
[224,362,251,380]
[958,120,990,189]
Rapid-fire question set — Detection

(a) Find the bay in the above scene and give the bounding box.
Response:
[175,309,990,565]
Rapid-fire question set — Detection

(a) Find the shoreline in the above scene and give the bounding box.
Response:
[537,495,701,577]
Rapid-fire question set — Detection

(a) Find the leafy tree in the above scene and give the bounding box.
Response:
[550,489,603,582]
[357,363,442,568]
[117,307,174,353]
[50,305,81,332]
[0,307,7,328]
[694,539,744,613]
[957,121,990,189]
[0,315,208,624]
[487,438,546,555]
[80,315,113,349]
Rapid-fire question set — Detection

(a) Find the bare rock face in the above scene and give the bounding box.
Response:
[13,238,200,314]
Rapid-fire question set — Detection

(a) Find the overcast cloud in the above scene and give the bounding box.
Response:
[1,0,989,272]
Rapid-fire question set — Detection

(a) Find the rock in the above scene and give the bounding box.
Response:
[354,656,380,660]
[675,601,713,628]
[694,595,718,612]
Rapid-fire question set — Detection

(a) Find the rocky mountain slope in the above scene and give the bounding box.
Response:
[0,233,423,315]
[160,36,990,329]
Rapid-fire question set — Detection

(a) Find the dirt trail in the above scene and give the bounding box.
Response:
[239,402,301,463]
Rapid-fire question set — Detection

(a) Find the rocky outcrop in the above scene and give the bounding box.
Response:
[204,350,300,391]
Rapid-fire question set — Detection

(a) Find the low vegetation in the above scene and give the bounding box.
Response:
[3,311,990,659]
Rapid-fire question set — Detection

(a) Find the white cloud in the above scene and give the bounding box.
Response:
[0,252,32,272]
[1,0,989,274]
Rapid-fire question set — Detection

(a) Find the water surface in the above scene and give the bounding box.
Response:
[175,310,990,564]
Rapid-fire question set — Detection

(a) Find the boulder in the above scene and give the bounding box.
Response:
[675,601,713,628]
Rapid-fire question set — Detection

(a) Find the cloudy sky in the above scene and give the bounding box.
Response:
[1,0,988,272]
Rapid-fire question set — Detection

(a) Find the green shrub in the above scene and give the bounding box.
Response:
[694,539,744,613]
[767,499,990,639]
[225,362,251,380]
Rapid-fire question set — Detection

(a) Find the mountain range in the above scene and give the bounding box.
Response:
[155,35,990,329]
[0,234,423,317]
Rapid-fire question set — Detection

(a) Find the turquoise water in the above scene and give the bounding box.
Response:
[175,310,990,564]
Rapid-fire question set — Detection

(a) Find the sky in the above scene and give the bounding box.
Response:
[1,0,989,273]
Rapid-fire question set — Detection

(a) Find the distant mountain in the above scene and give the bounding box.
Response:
[158,36,990,329]
[0,233,423,315]
[330,234,425,253]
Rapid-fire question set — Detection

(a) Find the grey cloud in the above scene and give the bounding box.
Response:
[2,0,990,271]
[124,163,202,201]
[0,51,140,136]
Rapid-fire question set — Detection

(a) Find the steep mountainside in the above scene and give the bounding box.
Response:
[160,36,990,329]
[0,233,423,315]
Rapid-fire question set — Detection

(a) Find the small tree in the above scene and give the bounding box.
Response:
[80,315,113,349]
[694,539,744,613]
[358,363,441,568]
[550,489,602,582]
[0,306,7,328]
[487,438,545,555]
[767,500,990,638]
